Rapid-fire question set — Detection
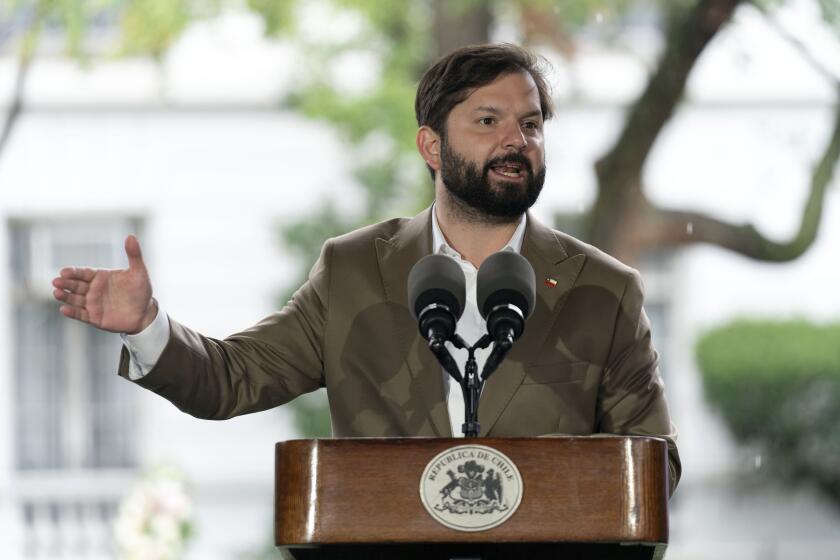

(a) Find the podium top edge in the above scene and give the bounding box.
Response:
[275,435,668,446]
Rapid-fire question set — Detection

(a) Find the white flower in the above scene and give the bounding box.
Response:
[114,465,194,560]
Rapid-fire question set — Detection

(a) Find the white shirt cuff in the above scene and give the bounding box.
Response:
[120,304,170,381]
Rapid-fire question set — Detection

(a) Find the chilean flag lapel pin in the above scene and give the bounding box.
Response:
[544,278,558,288]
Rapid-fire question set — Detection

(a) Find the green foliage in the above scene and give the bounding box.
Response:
[279,201,356,267]
[50,0,86,56]
[5,0,106,60]
[3,0,222,61]
[697,319,840,505]
[512,0,641,28]
[819,0,840,33]
[119,0,191,60]
[752,0,787,11]
[268,0,436,305]
[287,389,333,438]
[246,0,294,35]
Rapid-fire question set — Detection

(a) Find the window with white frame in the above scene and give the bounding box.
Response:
[10,219,140,471]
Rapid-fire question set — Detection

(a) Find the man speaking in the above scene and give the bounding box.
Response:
[52,44,680,495]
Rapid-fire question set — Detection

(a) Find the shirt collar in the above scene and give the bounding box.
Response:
[431,202,527,259]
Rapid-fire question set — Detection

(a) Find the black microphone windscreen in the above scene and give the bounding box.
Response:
[407,254,467,320]
[476,251,536,319]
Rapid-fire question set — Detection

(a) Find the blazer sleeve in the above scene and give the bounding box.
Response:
[117,240,332,420]
[597,269,682,496]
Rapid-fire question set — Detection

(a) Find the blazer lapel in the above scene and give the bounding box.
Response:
[479,215,586,436]
[375,208,451,437]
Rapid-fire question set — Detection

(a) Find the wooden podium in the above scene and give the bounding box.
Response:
[275,436,669,559]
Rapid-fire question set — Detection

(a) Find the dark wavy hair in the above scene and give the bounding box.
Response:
[415,43,554,178]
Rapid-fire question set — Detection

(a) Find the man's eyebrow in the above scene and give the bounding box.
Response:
[519,109,543,120]
[472,105,543,119]
[473,105,503,115]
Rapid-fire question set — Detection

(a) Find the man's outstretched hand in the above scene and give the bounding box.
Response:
[52,235,157,334]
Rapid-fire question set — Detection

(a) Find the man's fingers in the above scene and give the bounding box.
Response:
[52,277,89,295]
[54,289,86,308]
[59,266,95,282]
[125,235,146,272]
[64,292,86,308]
[59,304,90,323]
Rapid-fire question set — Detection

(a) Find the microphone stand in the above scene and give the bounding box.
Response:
[427,332,516,438]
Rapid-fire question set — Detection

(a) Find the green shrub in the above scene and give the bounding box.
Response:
[696,319,840,504]
[288,388,332,438]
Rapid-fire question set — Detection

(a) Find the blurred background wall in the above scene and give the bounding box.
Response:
[1,0,839,558]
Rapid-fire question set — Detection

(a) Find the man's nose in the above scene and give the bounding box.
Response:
[500,121,527,151]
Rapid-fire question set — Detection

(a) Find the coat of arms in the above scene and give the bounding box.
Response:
[419,445,522,532]
[436,459,506,515]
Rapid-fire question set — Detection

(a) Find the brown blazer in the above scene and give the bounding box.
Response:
[119,208,681,493]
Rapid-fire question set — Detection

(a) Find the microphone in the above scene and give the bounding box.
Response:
[477,251,536,348]
[407,254,466,351]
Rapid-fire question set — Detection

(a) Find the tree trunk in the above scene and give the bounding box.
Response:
[588,0,745,260]
[584,0,839,266]
[431,0,492,60]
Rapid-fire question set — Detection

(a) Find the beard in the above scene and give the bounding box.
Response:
[439,136,545,223]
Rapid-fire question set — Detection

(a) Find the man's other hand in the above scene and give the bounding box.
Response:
[52,234,156,334]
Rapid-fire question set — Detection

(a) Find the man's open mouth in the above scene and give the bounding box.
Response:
[490,162,526,179]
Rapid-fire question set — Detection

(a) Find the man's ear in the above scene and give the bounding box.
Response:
[416,125,441,173]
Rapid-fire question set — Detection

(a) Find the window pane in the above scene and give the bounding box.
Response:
[15,301,64,469]
[12,220,138,471]
[87,325,136,468]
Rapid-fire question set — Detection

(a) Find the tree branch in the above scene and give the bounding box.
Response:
[650,92,840,261]
[586,0,746,251]
[760,5,840,87]
[0,5,44,162]
[594,0,745,188]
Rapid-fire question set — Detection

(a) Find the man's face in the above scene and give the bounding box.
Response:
[438,71,546,221]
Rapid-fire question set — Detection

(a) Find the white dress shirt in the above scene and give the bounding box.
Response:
[430,205,526,437]
[120,301,170,381]
[120,206,527,437]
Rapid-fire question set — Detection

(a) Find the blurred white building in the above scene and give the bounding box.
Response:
[0,3,839,559]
